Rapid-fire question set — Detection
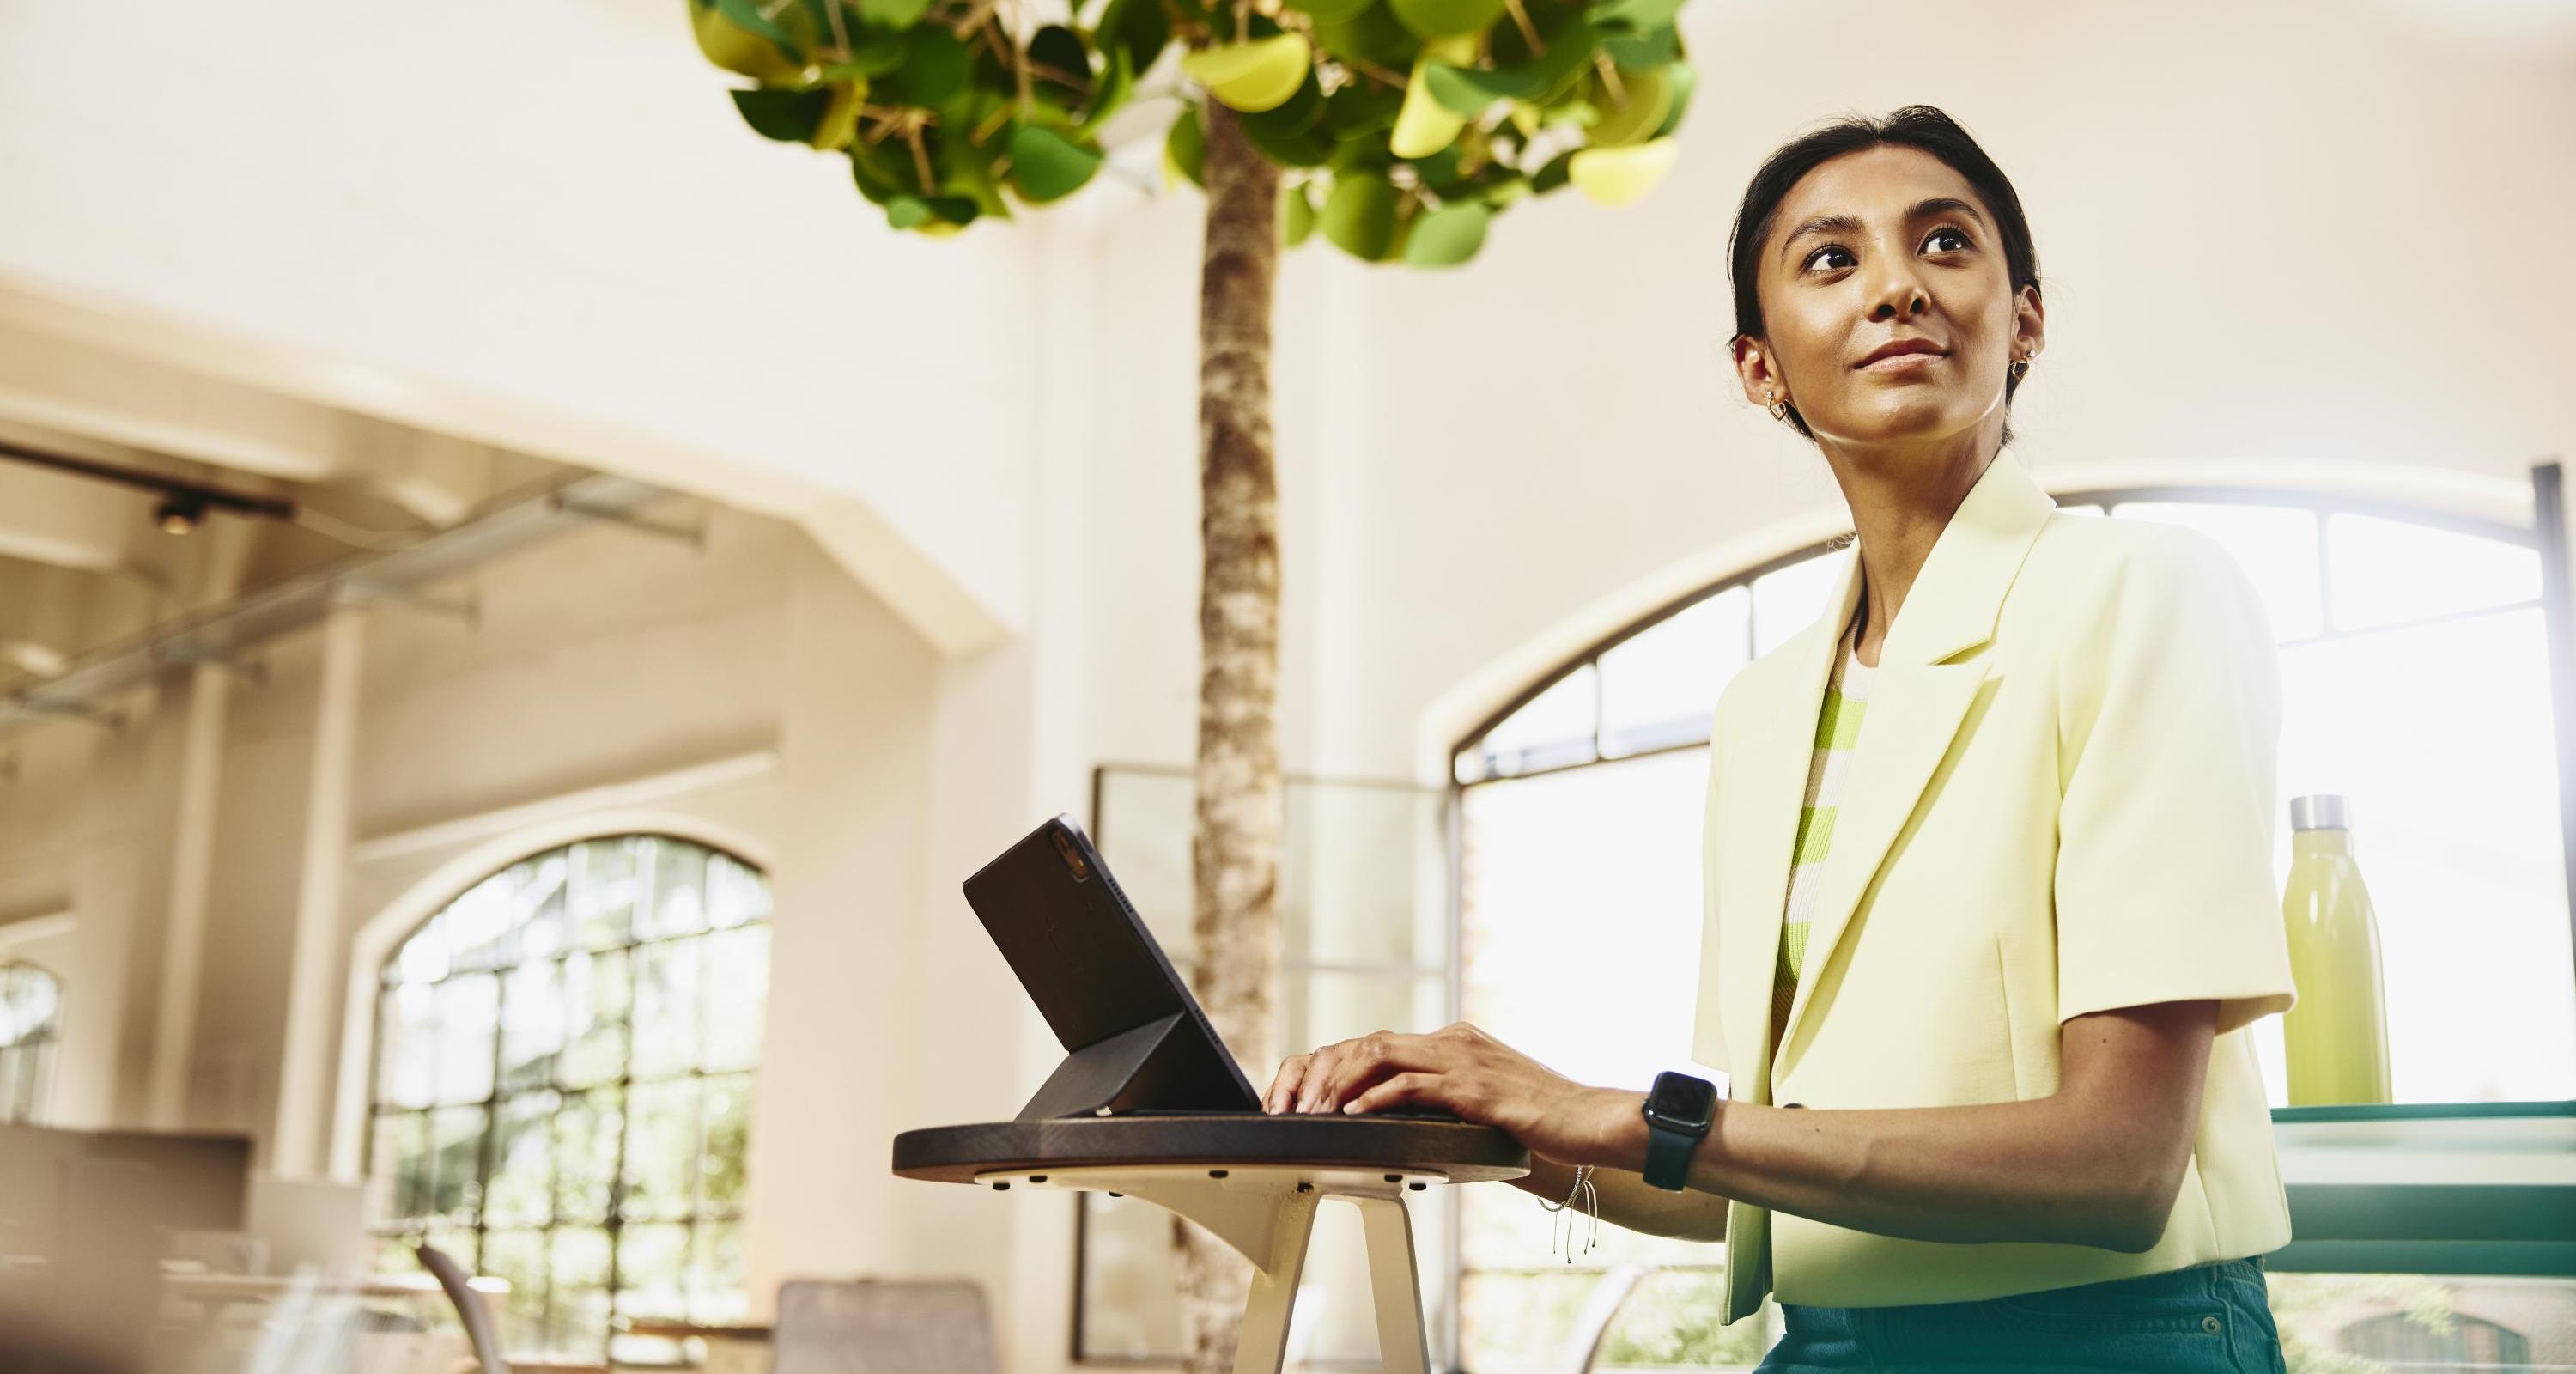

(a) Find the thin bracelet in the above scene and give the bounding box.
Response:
[1535,1163,1599,1261]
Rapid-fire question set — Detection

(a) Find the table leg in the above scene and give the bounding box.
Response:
[1231,1189,1319,1374]
[1353,1196,1429,1374]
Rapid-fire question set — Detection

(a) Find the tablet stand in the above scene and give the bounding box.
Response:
[1016,1012,1251,1122]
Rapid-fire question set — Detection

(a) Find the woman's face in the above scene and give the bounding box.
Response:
[1735,144,2043,453]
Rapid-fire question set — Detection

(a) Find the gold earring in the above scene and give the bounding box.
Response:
[1765,391,1790,422]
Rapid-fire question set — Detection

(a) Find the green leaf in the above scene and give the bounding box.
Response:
[1321,172,1400,259]
[1650,59,1694,139]
[1389,0,1505,39]
[1164,103,1206,188]
[1590,0,1682,32]
[1406,140,1468,193]
[1094,0,1171,74]
[1288,0,1377,22]
[691,0,809,82]
[730,86,835,142]
[1322,82,1404,139]
[1005,125,1105,201]
[1402,201,1488,265]
[888,194,935,228]
[1075,42,1138,136]
[1309,3,1421,70]
[852,137,907,204]
[1030,25,1095,108]
[1282,184,1319,245]
[1600,23,1678,68]
[716,0,799,52]
[877,25,974,106]
[1237,71,1332,167]
[860,0,931,27]
[1530,146,1575,193]
[820,27,908,77]
[1424,16,1594,112]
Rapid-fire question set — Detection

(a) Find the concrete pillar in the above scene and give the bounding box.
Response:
[142,662,232,1128]
[270,605,365,1176]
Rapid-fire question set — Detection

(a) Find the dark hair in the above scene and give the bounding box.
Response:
[1727,105,2044,445]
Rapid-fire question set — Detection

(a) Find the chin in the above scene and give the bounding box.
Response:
[1830,393,1981,443]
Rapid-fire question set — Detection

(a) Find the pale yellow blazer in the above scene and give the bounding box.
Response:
[1692,453,2299,1323]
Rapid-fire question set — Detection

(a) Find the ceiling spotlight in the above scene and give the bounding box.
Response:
[156,495,206,535]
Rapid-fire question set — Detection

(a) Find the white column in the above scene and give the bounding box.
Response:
[143,662,232,1128]
[271,605,365,1176]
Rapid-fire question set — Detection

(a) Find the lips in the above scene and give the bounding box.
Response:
[1856,339,1946,368]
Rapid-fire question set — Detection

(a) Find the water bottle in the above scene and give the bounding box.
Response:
[2280,794,2393,1104]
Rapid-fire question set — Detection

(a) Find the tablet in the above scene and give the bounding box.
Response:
[964,814,1263,1118]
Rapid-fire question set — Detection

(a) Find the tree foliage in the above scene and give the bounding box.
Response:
[687,0,1697,264]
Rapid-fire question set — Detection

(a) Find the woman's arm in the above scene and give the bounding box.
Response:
[1287,997,2217,1253]
[1506,1158,1730,1243]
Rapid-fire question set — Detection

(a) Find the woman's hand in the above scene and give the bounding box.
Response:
[1261,1021,1644,1168]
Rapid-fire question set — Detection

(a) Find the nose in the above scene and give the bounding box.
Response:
[1864,252,1930,321]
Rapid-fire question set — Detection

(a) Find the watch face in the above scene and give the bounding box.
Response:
[1648,1071,1717,1128]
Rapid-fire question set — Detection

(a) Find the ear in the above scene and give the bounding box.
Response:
[1731,336,1783,408]
[2013,284,2047,364]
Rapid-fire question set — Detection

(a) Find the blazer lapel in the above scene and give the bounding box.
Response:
[1768,454,2057,1079]
[1720,547,1862,1103]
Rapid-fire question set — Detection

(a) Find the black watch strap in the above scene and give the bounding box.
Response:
[1642,1117,1701,1190]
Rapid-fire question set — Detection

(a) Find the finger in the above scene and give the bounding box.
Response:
[1319,1032,1440,1113]
[1294,1050,1346,1112]
[1264,1055,1309,1115]
[1343,1072,1439,1116]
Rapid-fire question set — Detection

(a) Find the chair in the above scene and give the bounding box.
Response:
[770,1278,999,1374]
[1556,1264,1649,1374]
[413,1244,507,1374]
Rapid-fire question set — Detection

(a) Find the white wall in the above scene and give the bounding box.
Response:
[0,0,1046,653]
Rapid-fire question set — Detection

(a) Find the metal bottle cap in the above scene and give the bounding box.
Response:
[2289,794,2350,831]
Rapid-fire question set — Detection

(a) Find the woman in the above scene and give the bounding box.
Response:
[1266,106,2297,1371]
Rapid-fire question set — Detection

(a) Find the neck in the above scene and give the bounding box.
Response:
[1819,425,2001,665]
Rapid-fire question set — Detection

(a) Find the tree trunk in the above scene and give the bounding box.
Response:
[1175,100,1284,1374]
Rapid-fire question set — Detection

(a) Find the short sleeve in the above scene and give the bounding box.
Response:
[2052,531,2297,1036]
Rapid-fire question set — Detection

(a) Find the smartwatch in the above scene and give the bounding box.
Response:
[1640,1070,1717,1191]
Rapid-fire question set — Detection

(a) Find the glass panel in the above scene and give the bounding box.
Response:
[1076,1194,1182,1359]
[2267,1273,2575,1371]
[480,1229,549,1356]
[1460,750,1715,1096]
[702,927,769,1072]
[369,1110,428,1223]
[1461,1268,1772,1373]
[2325,512,2542,633]
[1280,781,1445,969]
[699,1073,753,1215]
[623,1078,699,1223]
[616,1222,690,1322]
[433,974,498,1106]
[392,912,453,988]
[568,840,635,951]
[705,854,771,929]
[443,872,517,974]
[2266,605,2575,1103]
[1599,587,1751,758]
[1751,550,1843,657]
[376,982,439,1110]
[483,1091,557,1228]
[558,950,629,1091]
[552,1087,623,1224]
[497,961,562,1093]
[689,1221,748,1324]
[1090,769,1198,965]
[1281,971,1443,1070]
[545,1228,611,1360]
[1476,664,1599,781]
[645,839,710,939]
[630,942,702,1081]
[2111,502,2322,640]
[427,1105,487,1224]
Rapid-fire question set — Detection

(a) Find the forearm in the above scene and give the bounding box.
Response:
[1599,1092,2166,1252]
[1507,1157,1729,1243]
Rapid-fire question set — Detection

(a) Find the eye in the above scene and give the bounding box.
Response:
[1925,225,1973,252]
[1801,244,1855,274]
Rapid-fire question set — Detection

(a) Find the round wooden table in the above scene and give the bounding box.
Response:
[894,1115,1528,1374]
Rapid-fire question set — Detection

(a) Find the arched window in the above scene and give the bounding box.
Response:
[1448,490,2572,1367]
[0,961,62,1124]
[365,834,771,1365]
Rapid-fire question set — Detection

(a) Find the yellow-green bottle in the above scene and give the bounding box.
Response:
[2281,794,2392,1105]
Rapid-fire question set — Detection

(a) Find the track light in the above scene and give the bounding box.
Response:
[156,495,206,536]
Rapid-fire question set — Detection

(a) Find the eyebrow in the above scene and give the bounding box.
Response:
[1778,196,1990,264]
